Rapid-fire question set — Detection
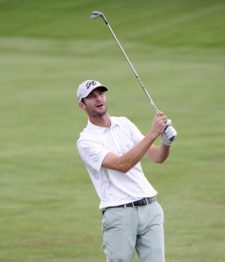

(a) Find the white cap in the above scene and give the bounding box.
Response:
[77,80,108,102]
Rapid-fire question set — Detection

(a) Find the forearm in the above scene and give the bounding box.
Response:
[102,132,157,173]
[146,143,170,163]
[118,133,158,172]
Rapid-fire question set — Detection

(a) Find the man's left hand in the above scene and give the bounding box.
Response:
[161,120,177,145]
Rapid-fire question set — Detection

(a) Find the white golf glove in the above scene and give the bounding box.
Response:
[161,119,177,146]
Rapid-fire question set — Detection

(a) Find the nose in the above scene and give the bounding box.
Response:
[95,93,103,101]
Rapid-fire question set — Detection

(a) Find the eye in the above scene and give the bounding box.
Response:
[88,94,94,98]
[86,90,105,100]
[86,93,95,99]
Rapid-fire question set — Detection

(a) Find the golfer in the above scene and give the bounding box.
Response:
[76,80,177,262]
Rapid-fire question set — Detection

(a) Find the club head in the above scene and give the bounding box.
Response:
[90,11,103,19]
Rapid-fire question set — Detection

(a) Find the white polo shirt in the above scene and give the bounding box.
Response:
[77,116,157,209]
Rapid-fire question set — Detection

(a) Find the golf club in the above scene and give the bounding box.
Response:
[90,10,176,141]
[90,10,158,112]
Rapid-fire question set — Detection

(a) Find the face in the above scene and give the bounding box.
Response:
[79,88,107,118]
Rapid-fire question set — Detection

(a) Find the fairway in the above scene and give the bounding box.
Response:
[0,0,225,261]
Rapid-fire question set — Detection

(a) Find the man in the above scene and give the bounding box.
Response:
[76,79,177,262]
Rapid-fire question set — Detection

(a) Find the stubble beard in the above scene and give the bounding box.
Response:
[92,104,107,118]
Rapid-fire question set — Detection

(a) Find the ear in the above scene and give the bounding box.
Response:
[79,101,85,110]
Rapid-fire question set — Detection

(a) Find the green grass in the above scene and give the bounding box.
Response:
[0,0,225,261]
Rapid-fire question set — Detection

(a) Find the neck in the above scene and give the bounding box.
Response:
[89,114,111,128]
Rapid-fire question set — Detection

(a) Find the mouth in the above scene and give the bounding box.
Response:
[96,103,104,109]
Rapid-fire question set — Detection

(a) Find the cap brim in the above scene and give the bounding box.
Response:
[96,86,108,92]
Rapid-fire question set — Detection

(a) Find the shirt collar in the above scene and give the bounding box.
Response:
[87,116,119,134]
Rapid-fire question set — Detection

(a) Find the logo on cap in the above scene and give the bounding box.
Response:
[86,80,97,89]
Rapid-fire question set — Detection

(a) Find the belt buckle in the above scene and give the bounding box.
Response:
[142,198,148,205]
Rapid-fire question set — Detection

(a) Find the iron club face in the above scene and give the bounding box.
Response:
[90,11,108,24]
[90,11,103,19]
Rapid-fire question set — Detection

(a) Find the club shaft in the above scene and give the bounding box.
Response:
[102,15,159,112]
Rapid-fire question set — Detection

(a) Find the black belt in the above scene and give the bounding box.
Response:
[102,196,156,214]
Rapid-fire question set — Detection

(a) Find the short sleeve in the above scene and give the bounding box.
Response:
[77,138,110,172]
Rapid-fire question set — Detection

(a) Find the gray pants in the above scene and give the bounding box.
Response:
[102,201,165,262]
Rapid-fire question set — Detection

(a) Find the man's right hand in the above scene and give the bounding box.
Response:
[150,112,168,138]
